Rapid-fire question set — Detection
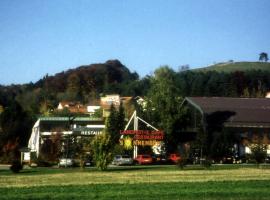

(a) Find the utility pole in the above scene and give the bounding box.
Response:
[65,115,75,167]
[133,111,138,159]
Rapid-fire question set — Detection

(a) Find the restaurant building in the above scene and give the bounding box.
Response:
[28,117,105,157]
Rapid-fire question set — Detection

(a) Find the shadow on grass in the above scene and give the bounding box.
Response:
[106,165,176,172]
[2,164,269,176]
[19,170,38,174]
[0,169,9,173]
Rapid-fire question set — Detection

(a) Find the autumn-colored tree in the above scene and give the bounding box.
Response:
[39,133,62,162]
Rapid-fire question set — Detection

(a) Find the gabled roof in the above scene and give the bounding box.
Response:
[185,97,270,128]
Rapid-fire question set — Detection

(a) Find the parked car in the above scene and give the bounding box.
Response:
[168,153,181,164]
[112,155,133,166]
[134,154,153,165]
[58,158,74,167]
[153,154,168,164]
[84,157,92,167]
[221,156,234,164]
[265,156,270,163]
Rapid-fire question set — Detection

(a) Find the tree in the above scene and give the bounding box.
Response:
[106,104,119,144]
[210,129,237,162]
[0,101,33,162]
[249,139,267,164]
[90,102,126,170]
[203,111,236,157]
[65,73,82,101]
[105,103,126,157]
[91,132,113,171]
[146,66,185,152]
[178,64,190,72]
[106,103,125,145]
[259,52,268,62]
[39,133,62,162]
[117,103,126,137]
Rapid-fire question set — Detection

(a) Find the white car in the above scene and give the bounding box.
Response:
[112,155,133,166]
[58,158,74,167]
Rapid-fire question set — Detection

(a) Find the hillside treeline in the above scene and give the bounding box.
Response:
[1,60,270,162]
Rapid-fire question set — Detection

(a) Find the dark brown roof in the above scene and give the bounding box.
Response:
[186,97,270,128]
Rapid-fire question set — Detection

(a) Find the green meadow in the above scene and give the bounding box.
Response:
[195,62,270,73]
[1,165,270,199]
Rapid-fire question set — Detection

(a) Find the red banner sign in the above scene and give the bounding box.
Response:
[120,130,164,140]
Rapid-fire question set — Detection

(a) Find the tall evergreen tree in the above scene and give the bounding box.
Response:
[106,104,123,144]
[117,102,125,134]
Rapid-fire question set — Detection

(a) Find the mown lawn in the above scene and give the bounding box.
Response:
[1,165,270,199]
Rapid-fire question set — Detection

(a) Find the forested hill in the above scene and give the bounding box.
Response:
[0,59,142,112]
[1,61,270,111]
[195,62,270,73]
[35,59,139,94]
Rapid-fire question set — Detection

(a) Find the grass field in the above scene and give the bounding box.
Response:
[1,165,270,199]
[195,62,270,73]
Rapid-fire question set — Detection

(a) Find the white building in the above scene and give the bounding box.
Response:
[28,117,105,157]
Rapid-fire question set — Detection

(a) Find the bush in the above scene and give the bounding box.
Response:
[250,143,267,164]
[201,159,212,169]
[177,158,187,169]
[10,160,23,173]
[91,133,113,171]
[36,157,54,167]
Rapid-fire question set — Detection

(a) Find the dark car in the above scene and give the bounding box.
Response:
[221,156,234,164]
[84,156,93,167]
[153,154,168,164]
[134,154,153,165]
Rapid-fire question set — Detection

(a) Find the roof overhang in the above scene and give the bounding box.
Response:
[183,97,270,129]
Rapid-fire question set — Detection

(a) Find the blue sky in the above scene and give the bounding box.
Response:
[0,0,270,84]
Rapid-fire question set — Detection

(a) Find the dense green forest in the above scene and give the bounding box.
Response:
[1,59,270,162]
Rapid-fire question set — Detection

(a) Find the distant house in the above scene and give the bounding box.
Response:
[87,106,101,115]
[134,96,147,111]
[100,94,120,117]
[56,95,134,118]
[100,94,133,117]
[182,97,270,157]
[57,101,87,114]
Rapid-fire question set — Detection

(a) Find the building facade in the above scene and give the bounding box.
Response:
[182,97,270,157]
[28,117,105,157]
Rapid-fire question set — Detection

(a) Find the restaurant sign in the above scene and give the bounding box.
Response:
[119,130,164,148]
[73,127,103,136]
[120,130,164,140]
